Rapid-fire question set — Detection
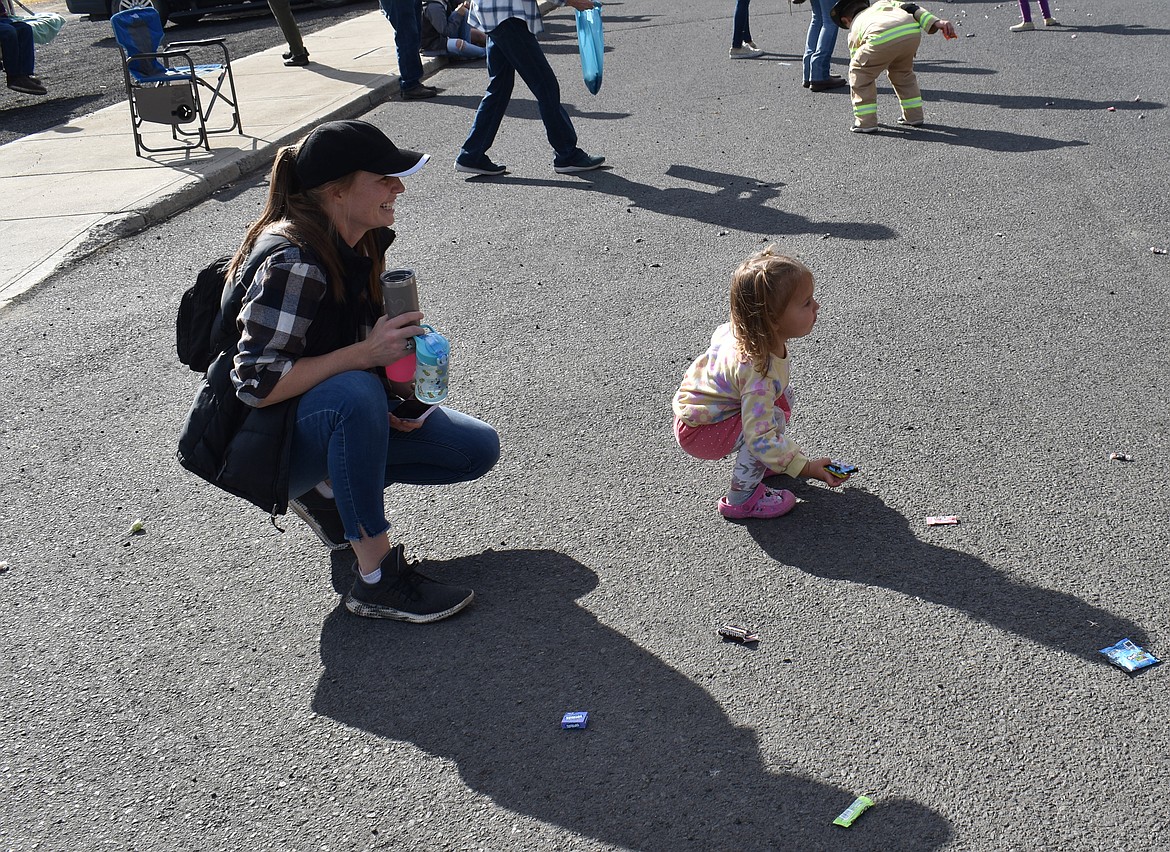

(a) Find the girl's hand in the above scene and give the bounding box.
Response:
[364,311,424,367]
[565,0,596,10]
[802,458,848,488]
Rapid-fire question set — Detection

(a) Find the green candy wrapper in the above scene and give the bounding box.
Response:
[833,795,874,827]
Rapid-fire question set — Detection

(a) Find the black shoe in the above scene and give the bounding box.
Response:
[454,154,507,176]
[345,545,474,622]
[284,51,310,67]
[809,76,847,91]
[401,83,439,100]
[289,490,351,551]
[553,152,606,173]
[804,74,845,89]
[7,76,47,96]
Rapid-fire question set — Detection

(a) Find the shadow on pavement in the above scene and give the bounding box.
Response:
[313,549,953,850]
[914,60,997,76]
[930,88,1161,112]
[872,123,1091,152]
[1064,23,1170,36]
[478,166,899,240]
[747,484,1147,664]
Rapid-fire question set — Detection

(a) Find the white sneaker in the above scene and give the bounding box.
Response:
[1009,20,1035,31]
[729,45,762,59]
[744,40,761,51]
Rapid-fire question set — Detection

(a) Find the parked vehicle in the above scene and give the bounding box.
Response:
[65,0,350,26]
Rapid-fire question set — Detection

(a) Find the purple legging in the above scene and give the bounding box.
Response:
[1018,0,1052,22]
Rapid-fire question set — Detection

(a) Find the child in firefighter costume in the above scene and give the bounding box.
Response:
[830,0,955,133]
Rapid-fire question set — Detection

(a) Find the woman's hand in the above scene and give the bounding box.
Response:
[565,0,595,10]
[388,412,426,432]
[802,457,848,488]
[363,311,424,368]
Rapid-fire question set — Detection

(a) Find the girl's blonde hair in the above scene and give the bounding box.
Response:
[729,247,811,375]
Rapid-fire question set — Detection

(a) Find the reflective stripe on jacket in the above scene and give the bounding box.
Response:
[848,1,938,57]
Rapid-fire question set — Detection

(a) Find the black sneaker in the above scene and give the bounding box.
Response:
[401,83,440,100]
[454,154,507,176]
[345,544,474,623]
[289,490,351,551]
[553,152,605,174]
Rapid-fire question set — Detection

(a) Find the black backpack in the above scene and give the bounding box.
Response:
[176,234,292,373]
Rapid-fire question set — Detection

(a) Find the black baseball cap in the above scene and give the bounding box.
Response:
[295,119,429,191]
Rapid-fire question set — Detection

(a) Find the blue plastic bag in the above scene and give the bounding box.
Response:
[575,2,603,95]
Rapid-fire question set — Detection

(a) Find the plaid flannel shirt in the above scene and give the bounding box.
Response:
[230,244,374,406]
[472,0,562,34]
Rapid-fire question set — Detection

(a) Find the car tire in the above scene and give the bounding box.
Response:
[108,0,172,25]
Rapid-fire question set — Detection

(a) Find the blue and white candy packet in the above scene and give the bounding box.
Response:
[1099,639,1160,673]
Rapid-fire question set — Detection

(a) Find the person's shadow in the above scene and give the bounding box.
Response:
[748,485,1146,663]
[314,549,952,850]
[489,165,899,241]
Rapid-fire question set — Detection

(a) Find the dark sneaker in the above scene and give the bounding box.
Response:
[345,544,474,623]
[289,490,351,551]
[804,74,845,89]
[554,152,606,174]
[809,76,847,91]
[402,83,440,100]
[454,154,507,176]
[7,76,47,96]
[283,51,310,67]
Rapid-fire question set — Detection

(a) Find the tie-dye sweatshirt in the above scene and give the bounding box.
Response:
[672,323,808,477]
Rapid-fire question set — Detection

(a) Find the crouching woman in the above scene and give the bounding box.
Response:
[178,120,499,623]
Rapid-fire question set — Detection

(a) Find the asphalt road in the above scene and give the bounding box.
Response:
[0,0,377,146]
[2,0,1168,849]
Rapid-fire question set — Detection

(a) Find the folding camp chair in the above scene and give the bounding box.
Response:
[110,7,243,157]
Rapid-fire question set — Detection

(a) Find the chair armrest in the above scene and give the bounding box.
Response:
[168,37,227,48]
[166,38,231,64]
[121,46,197,81]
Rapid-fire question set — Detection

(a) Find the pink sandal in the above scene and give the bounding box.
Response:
[718,483,797,519]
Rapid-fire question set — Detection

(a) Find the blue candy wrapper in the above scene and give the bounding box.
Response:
[1099,639,1160,672]
[561,711,589,729]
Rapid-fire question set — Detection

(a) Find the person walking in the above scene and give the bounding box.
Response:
[380,0,440,99]
[1009,0,1059,31]
[729,0,763,59]
[266,0,309,67]
[455,0,605,176]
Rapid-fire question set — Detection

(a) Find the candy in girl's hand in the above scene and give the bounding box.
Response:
[826,461,858,478]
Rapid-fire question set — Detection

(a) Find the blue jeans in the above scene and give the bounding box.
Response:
[0,17,35,78]
[732,0,752,48]
[378,0,424,91]
[461,16,583,166]
[803,0,839,83]
[287,371,500,541]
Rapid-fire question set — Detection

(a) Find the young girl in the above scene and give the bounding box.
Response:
[672,248,845,519]
[1010,0,1058,32]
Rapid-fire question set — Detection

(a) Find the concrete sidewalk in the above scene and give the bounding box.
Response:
[0,10,447,312]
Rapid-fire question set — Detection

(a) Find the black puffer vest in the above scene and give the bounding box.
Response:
[177,230,389,517]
